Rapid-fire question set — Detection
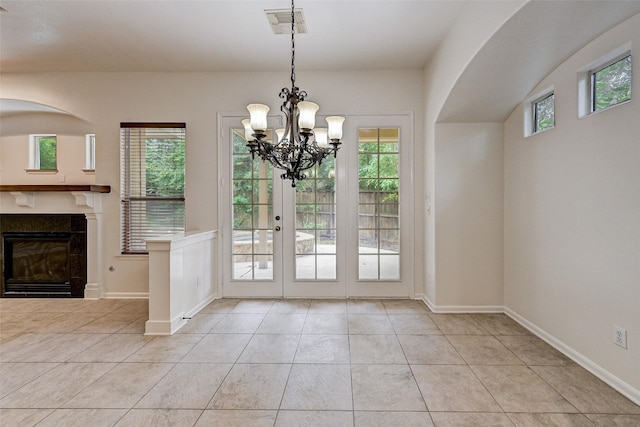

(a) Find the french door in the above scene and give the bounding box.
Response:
[220,116,344,298]
[219,114,413,299]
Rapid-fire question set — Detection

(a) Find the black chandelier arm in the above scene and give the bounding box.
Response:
[279,87,291,100]
[256,140,297,173]
[279,87,307,103]
[246,140,259,159]
[329,141,342,157]
[249,137,335,178]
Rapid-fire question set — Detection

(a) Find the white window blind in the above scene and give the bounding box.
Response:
[120,123,186,254]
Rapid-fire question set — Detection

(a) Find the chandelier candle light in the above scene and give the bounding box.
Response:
[244,0,345,187]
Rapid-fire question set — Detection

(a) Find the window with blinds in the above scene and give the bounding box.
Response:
[120,123,186,254]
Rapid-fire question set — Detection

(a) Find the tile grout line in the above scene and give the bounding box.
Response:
[2,299,639,425]
[273,303,309,425]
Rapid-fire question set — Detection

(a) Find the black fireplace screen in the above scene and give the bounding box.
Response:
[3,233,72,295]
[1,214,87,298]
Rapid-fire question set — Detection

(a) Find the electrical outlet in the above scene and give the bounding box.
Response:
[614,325,627,349]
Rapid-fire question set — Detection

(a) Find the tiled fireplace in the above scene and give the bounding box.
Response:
[0,185,109,299]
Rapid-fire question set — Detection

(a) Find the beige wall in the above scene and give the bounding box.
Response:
[423,0,524,305]
[0,69,426,296]
[1,113,95,185]
[1,134,94,186]
[421,4,639,400]
[504,13,640,397]
[434,123,504,309]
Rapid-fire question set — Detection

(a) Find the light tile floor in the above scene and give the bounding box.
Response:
[0,298,638,426]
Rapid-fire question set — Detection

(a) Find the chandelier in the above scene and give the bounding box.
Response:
[243,0,345,187]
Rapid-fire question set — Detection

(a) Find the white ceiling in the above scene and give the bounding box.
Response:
[439,1,640,122]
[2,1,640,123]
[0,0,466,72]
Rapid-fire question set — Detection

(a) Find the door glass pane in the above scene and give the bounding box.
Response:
[295,157,337,280]
[358,128,400,280]
[316,255,337,280]
[379,255,400,280]
[232,129,274,280]
[359,254,379,280]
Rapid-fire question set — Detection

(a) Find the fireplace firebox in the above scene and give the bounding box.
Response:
[3,233,72,295]
[1,214,87,298]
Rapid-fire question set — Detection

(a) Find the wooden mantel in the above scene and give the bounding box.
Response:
[0,185,111,193]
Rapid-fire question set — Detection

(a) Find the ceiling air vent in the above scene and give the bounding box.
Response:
[265,8,307,35]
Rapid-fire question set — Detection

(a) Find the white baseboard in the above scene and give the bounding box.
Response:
[102,292,149,299]
[145,294,219,336]
[417,294,503,313]
[415,294,639,405]
[144,316,187,336]
[183,294,219,319]
[505,307,640,406]
[83,283,101,300]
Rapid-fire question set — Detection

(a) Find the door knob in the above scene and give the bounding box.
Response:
[275,216,281,221]
[275,226,281,231]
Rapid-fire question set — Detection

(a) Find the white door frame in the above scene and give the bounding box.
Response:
[345,114,415,298]
[218,113,414,299]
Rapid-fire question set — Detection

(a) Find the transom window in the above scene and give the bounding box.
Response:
[591,54,632,112]
[532,92,555,134]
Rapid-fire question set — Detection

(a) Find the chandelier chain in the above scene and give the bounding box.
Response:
[245,0,343,187]
[290,0,296,87]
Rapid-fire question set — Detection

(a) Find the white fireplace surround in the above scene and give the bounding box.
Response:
[1,189,104,299]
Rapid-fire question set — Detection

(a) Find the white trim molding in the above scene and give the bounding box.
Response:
[418,294,504,313]
[103,292,149,299]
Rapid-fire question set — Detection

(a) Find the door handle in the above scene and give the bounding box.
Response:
[275,215,281,221]
[275,226,281,232]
